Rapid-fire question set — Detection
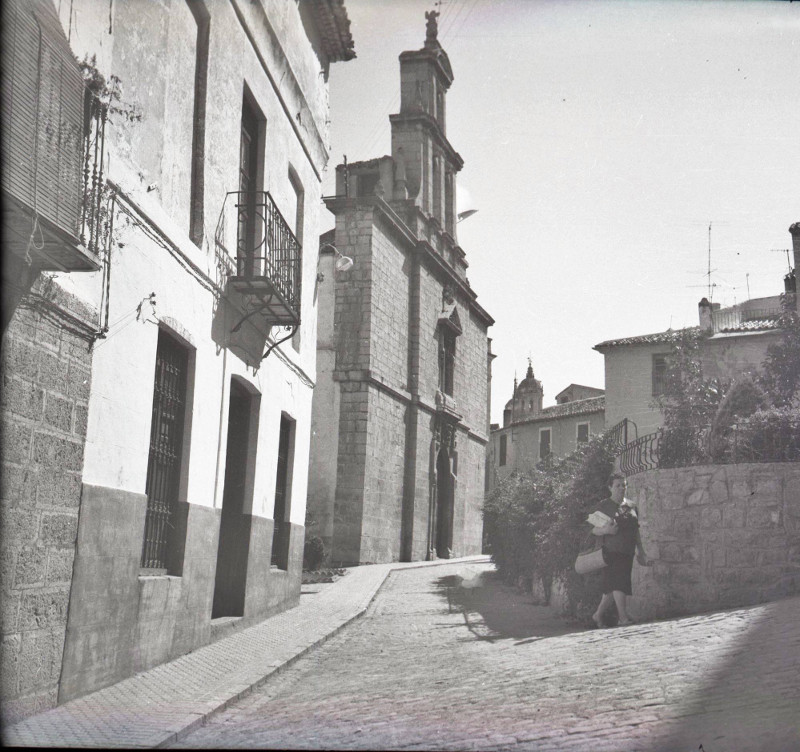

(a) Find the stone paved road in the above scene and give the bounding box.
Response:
[171,562,800,752]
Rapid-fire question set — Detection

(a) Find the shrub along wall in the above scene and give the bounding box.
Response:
[627,462,800,620]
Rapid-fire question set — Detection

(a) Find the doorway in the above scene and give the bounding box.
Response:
[212,379,254,618]
[435,448,454,558]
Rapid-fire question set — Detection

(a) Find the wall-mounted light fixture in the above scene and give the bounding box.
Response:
[457,209,478,223]
[317,242,354,282]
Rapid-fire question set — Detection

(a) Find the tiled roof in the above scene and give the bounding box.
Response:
[511,396,605,426]
[594,327,699,350]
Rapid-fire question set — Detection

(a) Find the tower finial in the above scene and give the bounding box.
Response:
[425,9,440,43]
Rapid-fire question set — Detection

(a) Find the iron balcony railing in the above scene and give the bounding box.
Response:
[215,190,302,324]
[615,416,800,475]
[80,91,108,257]
[619,431,660,475]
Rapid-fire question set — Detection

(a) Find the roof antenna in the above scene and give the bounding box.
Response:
[707,222,712,300]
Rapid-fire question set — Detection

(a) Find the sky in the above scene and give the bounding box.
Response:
[323,0,800,424]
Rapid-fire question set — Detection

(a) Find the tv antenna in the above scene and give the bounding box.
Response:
[769,248,792,272]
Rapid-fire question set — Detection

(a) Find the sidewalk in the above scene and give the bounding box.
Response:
[2,556,489,749]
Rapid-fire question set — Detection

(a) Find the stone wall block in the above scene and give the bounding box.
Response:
[39,514,79,548]
[1,635,21,697]
[1,465,36,506]
[722,504,746,528]
[700,507,722,528]
[19,590,69,631]
[73,404,88,438]
[2,422,33,465]
[2,378,45,422]
[33,433,84,471]
[3,508,38,546]
[662,492,685,510]
[747,506,780,529]
[18,628,66,693]
[709,479,729,505]
[37,351,67,394]
[43,393,73,433]
[46,549,76,584]
[1,591,21,636]
[726,547,760,568]
[730,478,752,501]
[14,546,48,587]
[65,365,91,402]
[687,488,708,506]
[2,338,40,380]
[36,472,82,509]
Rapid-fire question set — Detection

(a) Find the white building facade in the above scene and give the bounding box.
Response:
[2,0,354,714]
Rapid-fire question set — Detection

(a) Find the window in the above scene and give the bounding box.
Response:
[272,414,295,569]
[652,354,668,396]
[237,92,265,277]
[539,428,551,461]
[577,422,590,444]
[438,327,456,396]
[288,168,304,352]
[499,434,507,466]
[187,0,209,246]
[141,329,191,572]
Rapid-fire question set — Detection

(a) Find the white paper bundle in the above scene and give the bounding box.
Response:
[586,510,613,527]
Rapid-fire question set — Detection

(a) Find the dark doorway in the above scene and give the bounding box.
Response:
[212,380,253,618]
[271,415,294,569]
[435,448,453,558]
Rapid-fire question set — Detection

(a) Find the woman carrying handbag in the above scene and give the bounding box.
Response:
[589,473,650,628]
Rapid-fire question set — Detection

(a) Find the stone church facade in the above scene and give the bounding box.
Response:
[308,13,494,565]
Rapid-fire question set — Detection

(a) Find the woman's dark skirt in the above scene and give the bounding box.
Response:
[601,549,634,595]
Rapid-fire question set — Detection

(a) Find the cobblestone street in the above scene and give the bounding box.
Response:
[171,562,800,752]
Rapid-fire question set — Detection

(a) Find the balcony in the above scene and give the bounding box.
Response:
[1,0,103,273]
[215,191,302,331]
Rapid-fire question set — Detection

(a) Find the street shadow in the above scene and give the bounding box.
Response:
[647,594,800,752]
[432,570,578,644]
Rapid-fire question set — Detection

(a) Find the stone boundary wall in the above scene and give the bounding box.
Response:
[1,280,95,724]
[533,463,800,622]
[628,462,800,620]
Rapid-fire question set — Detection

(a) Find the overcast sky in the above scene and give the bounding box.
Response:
[323,0,800,424]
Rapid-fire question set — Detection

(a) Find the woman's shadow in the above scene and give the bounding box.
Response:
[434,567,578,645]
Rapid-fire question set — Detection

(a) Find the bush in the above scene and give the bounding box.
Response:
[303,535,325,571]
[728,406,800,462]
[708,376,768,462]
[483,432,617,622]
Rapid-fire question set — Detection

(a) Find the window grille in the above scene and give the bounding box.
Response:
[141,330,189,571]
[577,422,590,444]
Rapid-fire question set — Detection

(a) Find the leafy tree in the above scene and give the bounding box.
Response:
[759,294,800,408]
[655,328,724,467]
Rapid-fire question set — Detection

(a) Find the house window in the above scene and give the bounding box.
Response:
[652,354,668,396]
[499,434,507,466]
[187,0,209,246]
[141,329,191,572]
[438,327,456,396]
[577,422,590,444]
[272,414,295,570]
[539,428,551,461]
[237,91,265,277]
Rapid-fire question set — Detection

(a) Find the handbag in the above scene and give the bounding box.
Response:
[574,546,607,574]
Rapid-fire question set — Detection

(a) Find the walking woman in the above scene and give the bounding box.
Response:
[591,473,649,627]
